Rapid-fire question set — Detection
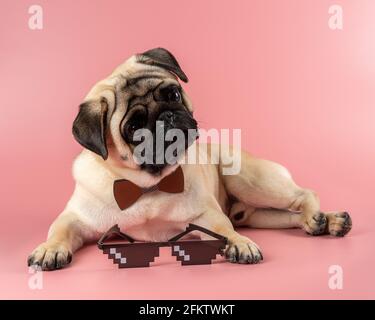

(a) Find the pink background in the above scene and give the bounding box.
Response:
[1,0,374,299]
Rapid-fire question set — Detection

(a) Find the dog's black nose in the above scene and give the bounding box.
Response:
[158,110,174,124]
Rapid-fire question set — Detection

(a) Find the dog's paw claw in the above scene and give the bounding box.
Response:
[327,211,352,237]
[28,243,72,271]
[302,212,328,236]
[225,238,263,264]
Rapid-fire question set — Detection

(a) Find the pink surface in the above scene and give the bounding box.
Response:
[0,0,374,299]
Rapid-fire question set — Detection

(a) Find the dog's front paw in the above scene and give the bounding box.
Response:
[28,242,72,271]
[301,212,328,236]
[326,211,352,237]
[225,237,263,264]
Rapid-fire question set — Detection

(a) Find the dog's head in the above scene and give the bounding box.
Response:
[72,48,198,176]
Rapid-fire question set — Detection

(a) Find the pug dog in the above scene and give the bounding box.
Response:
[28,48,352,270]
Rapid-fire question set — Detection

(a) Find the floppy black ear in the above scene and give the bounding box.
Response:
[72,98,109,160]
[138,47,188,83]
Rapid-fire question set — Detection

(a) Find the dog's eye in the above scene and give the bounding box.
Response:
[130,123,141,132]
[126,112,148,137]
[128,119,145,133]
[168,88,181,102]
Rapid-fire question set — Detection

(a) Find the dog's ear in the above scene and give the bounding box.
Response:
[137,47,188,83]
[72,97,109,160]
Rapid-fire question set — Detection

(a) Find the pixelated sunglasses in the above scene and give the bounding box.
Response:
[98,224,228,268]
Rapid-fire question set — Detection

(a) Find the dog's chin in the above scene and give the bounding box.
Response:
[139,140,195,176]
[140,147,189,176]
[141,162,179,176]
[142,164,167,175]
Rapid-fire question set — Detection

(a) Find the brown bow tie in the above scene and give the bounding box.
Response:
[113,166,184,210]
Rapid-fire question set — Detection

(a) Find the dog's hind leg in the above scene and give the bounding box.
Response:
[229,202,352,236]
[221,149,352,236]
[229,202,301,229]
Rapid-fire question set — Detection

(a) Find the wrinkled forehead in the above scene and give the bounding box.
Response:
[121,74,179,103]
[114,55,180,92]
[83,55,193,115]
